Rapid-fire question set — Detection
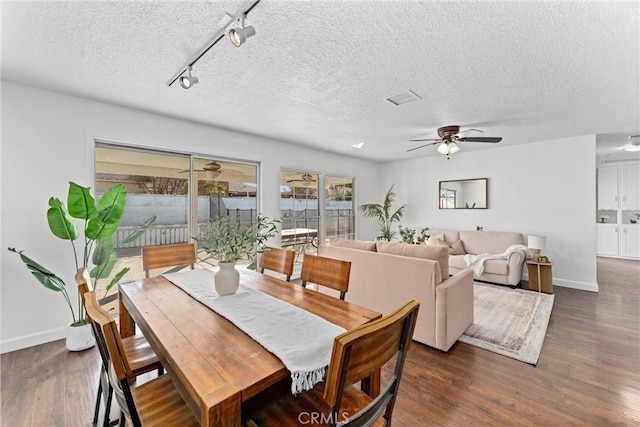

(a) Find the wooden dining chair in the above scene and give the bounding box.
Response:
[142,243,197,278]
[300,254,352,300]
[242,299,420,427]
[259,246,296,281]
[83,289,199,427]
[75,268,164,427]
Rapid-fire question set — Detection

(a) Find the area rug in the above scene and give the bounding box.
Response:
[458,282,555,365]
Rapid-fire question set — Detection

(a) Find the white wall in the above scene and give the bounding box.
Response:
[379,135,598,292]
[0,81,380,352]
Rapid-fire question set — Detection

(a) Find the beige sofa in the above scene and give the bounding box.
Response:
[424,229,527,286]
[318,239,474,352]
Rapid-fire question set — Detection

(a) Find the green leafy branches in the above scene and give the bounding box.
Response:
[360,185,407,241]
[195,214,280,263]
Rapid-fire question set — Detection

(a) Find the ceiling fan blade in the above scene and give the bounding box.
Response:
[407,142,439,152]
[458,128,483,135]
[409,138,440,142]
[458,137,502,143]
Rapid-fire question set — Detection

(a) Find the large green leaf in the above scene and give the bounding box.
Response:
[122,216,156,244]
[67,182,97,220]
[47,198,79,241]
[92,238,114,266]
[8,248,66,292]
[105,267,130,293]
[96,184,127,225]
[90,252,117,280]
[86,185,127,241]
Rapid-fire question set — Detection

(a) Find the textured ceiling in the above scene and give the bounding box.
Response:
[2,1,639,163]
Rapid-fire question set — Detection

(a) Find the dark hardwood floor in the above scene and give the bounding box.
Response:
[2,257,638,426]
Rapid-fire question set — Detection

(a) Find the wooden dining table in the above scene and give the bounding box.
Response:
[119,268,381,426]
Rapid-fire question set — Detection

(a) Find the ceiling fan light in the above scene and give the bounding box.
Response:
[449,142,460,154]
[437,142,449,155]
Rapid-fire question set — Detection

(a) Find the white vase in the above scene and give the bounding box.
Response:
[215,262,240,296]
[66,322,95,352]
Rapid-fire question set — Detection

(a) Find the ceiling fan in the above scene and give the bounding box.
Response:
[286,173,317,186]
[180,161,244,180]
[407,125,503,158]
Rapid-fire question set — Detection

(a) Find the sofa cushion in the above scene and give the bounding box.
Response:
[436,239,466,255]
[328,238,376,251]
[449,255,509,275]
[376,241,448,280]
[459,231,525,255]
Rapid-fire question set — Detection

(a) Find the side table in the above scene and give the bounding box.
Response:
[526,260,554,294]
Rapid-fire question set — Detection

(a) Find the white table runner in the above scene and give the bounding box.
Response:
[162,268,345,394]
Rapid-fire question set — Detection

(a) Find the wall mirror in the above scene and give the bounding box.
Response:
[439,178,488,209]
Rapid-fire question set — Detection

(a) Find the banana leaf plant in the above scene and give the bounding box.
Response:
[8,182,154,326]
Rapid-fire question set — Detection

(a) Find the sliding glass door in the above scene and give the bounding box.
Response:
[280,169,320,260]
[95,143,259,310]
[325,176,355,242]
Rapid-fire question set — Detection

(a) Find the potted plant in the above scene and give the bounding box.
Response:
[360,184,407,241]
[8,182,151,351]
[195,214,280,295]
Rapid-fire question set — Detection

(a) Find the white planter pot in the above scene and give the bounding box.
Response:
[66,322,96,351]
[214,262,240,296]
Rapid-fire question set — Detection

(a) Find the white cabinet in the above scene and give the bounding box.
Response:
[620,164,640,210]
[596,224,619,257]
[598,167,619,209]
[621,225,640,259]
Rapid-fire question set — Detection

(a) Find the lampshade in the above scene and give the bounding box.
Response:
[528,235,547,250]
[437,142,449,154]
[448,142,460,154]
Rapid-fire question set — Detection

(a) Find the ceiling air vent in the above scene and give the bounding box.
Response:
[386,90,422,106]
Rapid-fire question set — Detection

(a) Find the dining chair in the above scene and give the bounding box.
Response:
[83,289,199,427]
[242,299,420,427]
[75,268,164,427]
[142,242,197,278]
[300,254,352,300]
[259,246,296,281]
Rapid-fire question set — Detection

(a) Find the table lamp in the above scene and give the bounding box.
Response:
[528,235,547,262]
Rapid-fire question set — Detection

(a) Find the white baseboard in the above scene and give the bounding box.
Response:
[552,278,599,293]
[0,326,66,354]
[523,274,599,293]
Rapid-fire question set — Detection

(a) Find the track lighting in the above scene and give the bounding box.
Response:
[167,0,261,88]
[179,66,199,89]
[229,14,255,47]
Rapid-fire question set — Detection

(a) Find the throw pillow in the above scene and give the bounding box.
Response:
[436,238,466,255]
[328,238,377,252]
[449,240,466,255]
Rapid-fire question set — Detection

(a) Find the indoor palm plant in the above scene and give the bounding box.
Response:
[8,182,151,350]
[195,214,280,295]
[360,184,407,241]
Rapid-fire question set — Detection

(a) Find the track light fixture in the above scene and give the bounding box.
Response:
[229,14,256,47]
[167,0,261,88]
[179,65,199,89]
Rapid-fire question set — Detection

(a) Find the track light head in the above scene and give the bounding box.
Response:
[229,14,256,47]
[179,65,199,89]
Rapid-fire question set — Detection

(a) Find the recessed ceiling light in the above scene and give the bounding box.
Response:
[351,142,364,149]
